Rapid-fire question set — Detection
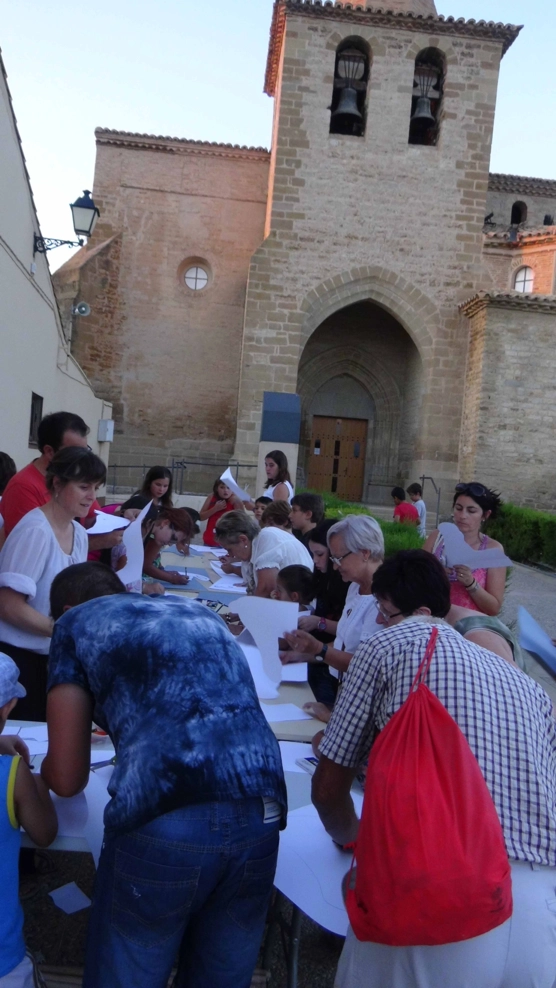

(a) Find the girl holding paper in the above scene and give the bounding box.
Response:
[200,481,244,547]
[424,483,506,614]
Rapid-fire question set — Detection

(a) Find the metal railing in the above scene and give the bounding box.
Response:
[105,459,257,497]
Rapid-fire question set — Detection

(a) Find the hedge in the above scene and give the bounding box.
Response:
[487,503,556,567]
[314,492,424,558]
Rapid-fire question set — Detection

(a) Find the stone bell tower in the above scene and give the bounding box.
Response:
[234,0,519,503]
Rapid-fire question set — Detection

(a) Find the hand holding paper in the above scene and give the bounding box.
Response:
[438,523,512,570]
[220,467,251,503]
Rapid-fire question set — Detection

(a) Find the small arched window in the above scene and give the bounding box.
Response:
[329,39,370,138]
[408,48,445,146]
[510,201,527,225]
[514,266,534,293]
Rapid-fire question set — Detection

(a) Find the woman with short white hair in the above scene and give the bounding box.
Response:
[283,515,384,705]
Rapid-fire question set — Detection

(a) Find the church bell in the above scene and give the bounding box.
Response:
[410,95,435,125]
[331,86,362,123]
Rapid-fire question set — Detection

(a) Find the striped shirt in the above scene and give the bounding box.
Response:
[320,618,556,866]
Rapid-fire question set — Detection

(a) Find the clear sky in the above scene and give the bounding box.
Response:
[2,0,554,270]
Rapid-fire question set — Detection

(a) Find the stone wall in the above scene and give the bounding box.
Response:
[459,296,556,510]
[483,241,556,294]
[485,189,556,231]
[54,132,270,483]
[236,6,509,503]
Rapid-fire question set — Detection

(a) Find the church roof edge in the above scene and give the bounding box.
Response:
[95,128,270,160]
[265,1,521,96]
[488,173,556,197]
[460,291,556,318]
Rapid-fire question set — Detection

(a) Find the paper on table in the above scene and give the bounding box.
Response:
[273,796,363,936]
[165,566,210,581]
[211,561,224,576]
[49,882,91,914]
[260,703,313,723]
[117,500,153,586]
[281,663,308,683]
[51,792,88,838]
[518,606,556,676]
[84,765,113,866]
[438,522,512,570]
[25,740,49,756]
[19,724,49,742]
[211,576,247,593]
[220,467,251,502]
[87,511,129,535]
[188,545,227,557]
[90,746,116,765]
[278,741,314,773]
[157,577,214,594]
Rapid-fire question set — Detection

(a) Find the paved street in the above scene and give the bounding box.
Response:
[501,563,556,705]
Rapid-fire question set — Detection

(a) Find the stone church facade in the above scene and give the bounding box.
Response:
[54,0,556,510]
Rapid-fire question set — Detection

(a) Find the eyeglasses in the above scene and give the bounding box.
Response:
[377,604,404,622]
[330,551,353,566]
[455,482,489,498]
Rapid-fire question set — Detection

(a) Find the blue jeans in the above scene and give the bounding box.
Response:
[83,799,280,988]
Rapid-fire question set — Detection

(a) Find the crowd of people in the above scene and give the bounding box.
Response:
[0,410,555,988]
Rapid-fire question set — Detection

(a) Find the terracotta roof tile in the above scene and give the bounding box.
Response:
[460,290,556,318]
[488,173,556,197]
[95,128,269,160]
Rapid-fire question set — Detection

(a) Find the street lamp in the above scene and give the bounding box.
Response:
[33,190,100,255]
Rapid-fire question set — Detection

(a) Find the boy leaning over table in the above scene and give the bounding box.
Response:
[41,561,287,988]
[0,652,58,988]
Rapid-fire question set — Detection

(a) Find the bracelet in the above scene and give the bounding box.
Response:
[468,580,480,594]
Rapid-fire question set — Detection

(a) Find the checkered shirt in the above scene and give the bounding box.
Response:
[320,618,556,866]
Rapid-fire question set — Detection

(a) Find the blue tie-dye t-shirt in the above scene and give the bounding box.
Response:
[48,594,287,835]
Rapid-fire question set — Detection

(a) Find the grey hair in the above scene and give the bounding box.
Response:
[214,509,260,545]
[327,514,384,560]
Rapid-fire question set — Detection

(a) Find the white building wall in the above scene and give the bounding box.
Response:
[0,57,111,472]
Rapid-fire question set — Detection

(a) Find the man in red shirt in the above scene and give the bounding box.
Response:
[391,486,419,526]
[0,411,121,553]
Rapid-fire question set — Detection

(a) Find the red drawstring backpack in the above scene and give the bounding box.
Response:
[346,626,512,946]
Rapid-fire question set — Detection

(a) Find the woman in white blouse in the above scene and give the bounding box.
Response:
[283,514,384,720]
[0,446,106,720]
[215,510,312,597]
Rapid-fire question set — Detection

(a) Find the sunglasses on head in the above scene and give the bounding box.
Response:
[455,482,489,499]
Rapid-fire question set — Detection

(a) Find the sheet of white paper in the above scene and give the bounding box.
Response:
[5,721,21,735]
[51,792,88,838]
[211,576,247,593]
[188,545,227,557]
[84,766,113,867]
[232,597,299,688]
[117,500,153,586]
[279,741,314,773]
[518,606,556,675]
[25,739,49,756]
[220,467,251,502]
[238,641,280,700]
[211,560,224,575]
[281,663,308,683]
[49,882,91,914]
[260,703,312,723]
[438,522,512,569]
[90,746,116,765]
[87,511,129,535]
[19,724,49,741]
[274,797,363,936]
[165,566,211,581]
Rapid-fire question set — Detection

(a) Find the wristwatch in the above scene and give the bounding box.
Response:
[317,618,327,632]
[315,644,328,663]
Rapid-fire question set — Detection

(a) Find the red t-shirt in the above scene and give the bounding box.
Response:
[0,462,50,536]
[203,497,236,547]
[393,502,419,525]
[0,460,100,538]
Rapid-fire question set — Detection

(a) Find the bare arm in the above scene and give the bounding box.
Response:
[253,567,280,598]
[312,755,359,846]
[199,496,220,521]
[0,587,53,637]
[14,760,58,847]
[283,628,352,673]
[42,684,94,797]
[271,483,291,502]
[88,531,124,552]
[464,629,515,664]
[141,539,187,584]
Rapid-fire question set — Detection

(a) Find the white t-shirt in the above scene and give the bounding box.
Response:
[242,527,313,591]
[261,481,295,503]
[329,582,382,679]
[0,508,88,653]
[414,498,427,537]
